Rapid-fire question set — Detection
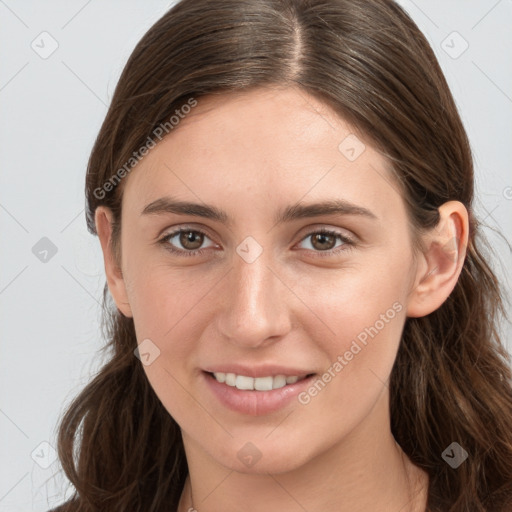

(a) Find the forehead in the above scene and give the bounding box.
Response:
[122,86,404,223]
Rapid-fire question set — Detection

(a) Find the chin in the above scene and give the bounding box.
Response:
[209,439,316,475]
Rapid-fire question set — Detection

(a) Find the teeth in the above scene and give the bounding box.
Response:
[212,372,305,391]
[214,372,226,383]
[272,375,287,389]
[235,375,254,390]
[254,376,273,391]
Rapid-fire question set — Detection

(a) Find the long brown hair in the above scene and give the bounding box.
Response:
[50,0,512,510]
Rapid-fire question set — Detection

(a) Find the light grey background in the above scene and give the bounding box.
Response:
[1,1,511,510]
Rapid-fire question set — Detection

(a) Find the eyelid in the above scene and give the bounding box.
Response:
[158,222,218,241]
[159,223,356,243]
[295,223,357,242]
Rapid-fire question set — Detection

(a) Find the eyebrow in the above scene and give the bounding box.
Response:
[140,196,378,226]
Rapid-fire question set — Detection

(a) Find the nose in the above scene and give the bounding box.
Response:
[215,250,292,349]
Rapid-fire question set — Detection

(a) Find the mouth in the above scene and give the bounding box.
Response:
[207,371,314,391]
[202,369,317,415]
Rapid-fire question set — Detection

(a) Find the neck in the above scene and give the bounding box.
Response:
[177,392,429,512]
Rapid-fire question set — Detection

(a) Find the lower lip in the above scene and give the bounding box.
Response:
[202,371,316,416]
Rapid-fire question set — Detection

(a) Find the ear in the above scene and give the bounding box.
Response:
[95,206,133,318]
[406,200,469,318]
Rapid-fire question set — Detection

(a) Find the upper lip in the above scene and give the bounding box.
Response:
[203,364,315,378]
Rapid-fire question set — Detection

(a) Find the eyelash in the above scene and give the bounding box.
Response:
[158,227,356,258]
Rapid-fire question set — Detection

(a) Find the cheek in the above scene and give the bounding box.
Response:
[128,266,215,427]
[297,255,406,346]
[313,295,404,397]
[295,302,404,446]
[296,257,407,406]
[126,260,216,344]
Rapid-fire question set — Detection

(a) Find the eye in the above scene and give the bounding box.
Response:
[159,228,216,257]
[296,228,355,257]
[158,226,356,258]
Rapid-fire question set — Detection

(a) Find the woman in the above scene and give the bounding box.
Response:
[50,0,512,510]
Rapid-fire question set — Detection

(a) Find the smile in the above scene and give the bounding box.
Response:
[211,372,309,391]
[203,369,317,415]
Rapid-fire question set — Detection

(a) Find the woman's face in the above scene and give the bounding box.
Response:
[112,86,423,473]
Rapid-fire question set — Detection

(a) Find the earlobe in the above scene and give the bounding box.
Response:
[95,206,133,318]
[406,201,469,318]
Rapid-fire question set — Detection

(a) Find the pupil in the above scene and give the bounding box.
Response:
[315,233,333,250]
[182,231,202,249]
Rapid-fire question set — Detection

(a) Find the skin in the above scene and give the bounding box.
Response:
[96,85,469,512]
